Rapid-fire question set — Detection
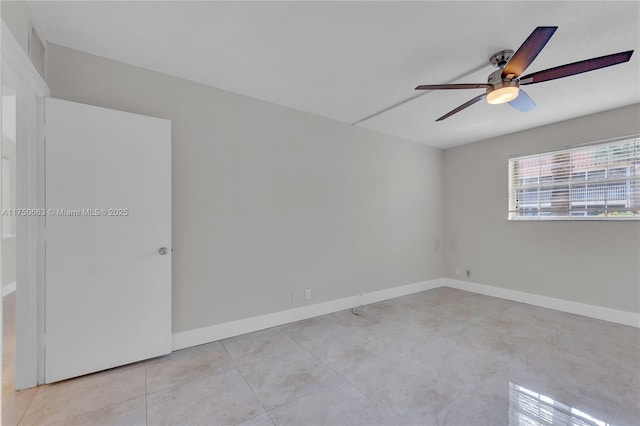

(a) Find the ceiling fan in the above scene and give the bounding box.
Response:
[415,26,634,121]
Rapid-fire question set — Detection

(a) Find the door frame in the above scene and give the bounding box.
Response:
[1,20,49,389]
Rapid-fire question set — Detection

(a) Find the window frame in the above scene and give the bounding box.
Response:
[508,135,640,221]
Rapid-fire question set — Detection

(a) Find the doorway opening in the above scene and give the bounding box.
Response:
[2,85,18,388]
[2,83,35,425]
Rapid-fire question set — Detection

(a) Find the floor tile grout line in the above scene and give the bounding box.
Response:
[280,327,356,392]
[220,341,273,425]
[510,334,630,425]
[256,380,347,415]
[283,328,348,381]
[225,331,349,416]
[144,370,235,398]
[602,370,636,426]
[332,372,405,425]
[5,288,640,425]
[265,409,277,426]
[279,298,556,423]
[236,411,276,426]
[144,355,238,397]
[27,363,147,424]
[281,320,405,424]
[14,387,39,425]
[31,395,145,426]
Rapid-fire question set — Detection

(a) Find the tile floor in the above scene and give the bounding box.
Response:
[3,287,640,425]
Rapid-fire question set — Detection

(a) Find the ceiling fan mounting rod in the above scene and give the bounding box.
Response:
[489,49,515,69]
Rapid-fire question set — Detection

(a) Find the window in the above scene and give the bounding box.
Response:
[508,137,640,220]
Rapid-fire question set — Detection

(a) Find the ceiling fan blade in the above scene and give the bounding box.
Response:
[415,83,491,90]
[508,89,536,112]
[502,26,557,79]
[436,93,486,121]
[519,50,634,85]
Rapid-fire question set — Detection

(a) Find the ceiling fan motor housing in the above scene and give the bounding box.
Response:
[487,68,519,87]
[486,69,520,104]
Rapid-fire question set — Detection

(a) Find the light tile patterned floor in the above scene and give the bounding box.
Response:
[3,287,640,425]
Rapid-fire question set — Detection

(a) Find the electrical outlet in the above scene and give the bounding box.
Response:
[465,269,471,278]
[291,291,296,304]
[455,267,462,277]
[304,289,311,300]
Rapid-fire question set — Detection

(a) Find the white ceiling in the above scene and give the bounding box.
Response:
[28,1,640,149]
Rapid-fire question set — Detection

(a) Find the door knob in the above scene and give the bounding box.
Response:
[158,247,169,255]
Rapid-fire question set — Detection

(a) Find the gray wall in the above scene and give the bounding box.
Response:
[45,41,640,333]
[444,104,640,314]
[1,0,31,55]
[46,44,444,333]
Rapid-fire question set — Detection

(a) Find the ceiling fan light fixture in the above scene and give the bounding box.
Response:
[414,27,634,121]
[486,83,520,105]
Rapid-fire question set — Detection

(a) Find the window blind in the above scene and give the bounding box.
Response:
[509,137,640,220]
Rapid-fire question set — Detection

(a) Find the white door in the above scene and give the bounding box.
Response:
[44,98,172,383]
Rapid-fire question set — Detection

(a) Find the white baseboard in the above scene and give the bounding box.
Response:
[173,276,638,351]
[445,278,640,328]
[172,278,444,350]
[2,281,16,298]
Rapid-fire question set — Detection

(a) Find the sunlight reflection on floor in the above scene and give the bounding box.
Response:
[509,382,608,426]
